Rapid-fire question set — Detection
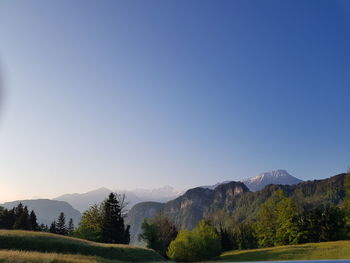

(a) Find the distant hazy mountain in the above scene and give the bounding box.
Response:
[131,186,183,202]
[1,199,81,226]
[54,186,181,213]
[53,187,121,213]
[242,169,303,191]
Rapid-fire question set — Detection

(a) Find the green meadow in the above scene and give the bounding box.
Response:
[219,240,350,262]
[0,230,163,262]
[1,230,350,262]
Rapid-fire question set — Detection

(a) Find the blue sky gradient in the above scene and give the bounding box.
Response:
[0,0,349,201]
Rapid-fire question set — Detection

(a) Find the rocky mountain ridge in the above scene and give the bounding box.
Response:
[126,181,249,243]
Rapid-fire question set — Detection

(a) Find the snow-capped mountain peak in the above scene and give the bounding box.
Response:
[243,169,302,191]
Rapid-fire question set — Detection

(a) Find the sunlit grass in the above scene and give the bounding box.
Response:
[219,240,350,261]
[0,230,163,262]
[0,250,120,263]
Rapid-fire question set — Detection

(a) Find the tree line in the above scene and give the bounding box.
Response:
[0,203,74,235]
[0,203,40,231]
[0,192,131,245]
[49,212,74,235]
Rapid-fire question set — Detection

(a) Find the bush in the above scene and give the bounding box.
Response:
[139,214,178,258]
[75,204,103,242]
[167,220,221,262]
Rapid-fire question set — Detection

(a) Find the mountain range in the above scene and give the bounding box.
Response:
[201,169,302,192]
[126,172,346,244]
[53,170,302,214]
[0,169,307,240]
[54,185,182,212]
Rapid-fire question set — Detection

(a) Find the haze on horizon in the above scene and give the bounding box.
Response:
[0,0,349,203]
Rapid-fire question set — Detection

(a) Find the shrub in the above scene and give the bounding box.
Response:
[139,214,178,258]
[167,220,221,262]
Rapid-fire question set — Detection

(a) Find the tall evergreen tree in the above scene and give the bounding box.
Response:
[49,221,57,234]
[29,210,39,231]
[14,203,24,218]
[124,224,131,244]
[101,193,130,244]
[56,212,68,235]
[13,205,30,230]
[67,218,74,235]
[0,208,15,229]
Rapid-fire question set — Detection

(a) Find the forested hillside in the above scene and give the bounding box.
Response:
[127,173,347,244]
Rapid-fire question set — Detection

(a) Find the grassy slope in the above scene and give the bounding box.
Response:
[219,241,350,262]
[0,230,163,262]
[0,250,121,263]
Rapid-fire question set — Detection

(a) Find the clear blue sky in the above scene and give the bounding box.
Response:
[0,0,349,202]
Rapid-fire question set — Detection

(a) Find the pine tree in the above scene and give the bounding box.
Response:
[67,218,74,235]
[13,205,30,230]
[14,203,24,218]
[124,224,130,244]
[49,221,57,234]
[40,224,49,232]
[0,208,15,229]
[29,210,39,231]
[56,212,68,235]
[101,193,130,244]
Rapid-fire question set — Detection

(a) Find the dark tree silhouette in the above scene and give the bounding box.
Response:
[29,210,39,231]
[140,213,178,258]
[67,218,74,235]
[49,221,57,234]
[56,212,68,235]
[101,193,130,244]
[13,205,30,230]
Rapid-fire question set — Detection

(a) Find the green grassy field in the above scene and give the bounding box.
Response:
[0,250,121,263]
[219,240,350,262]
[0,230,163,262]
[1,231,350,263]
